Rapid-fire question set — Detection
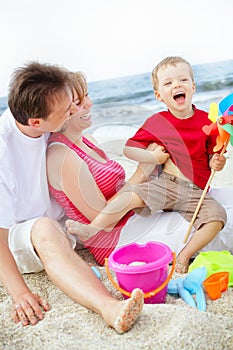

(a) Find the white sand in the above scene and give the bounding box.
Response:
[1,265,233,350]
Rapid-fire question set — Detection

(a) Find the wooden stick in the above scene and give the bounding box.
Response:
[183,137,230,244]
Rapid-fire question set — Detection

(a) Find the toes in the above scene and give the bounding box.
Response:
[65,219,75,229]
[65,220,80,233]
[113,288,144,334]
[175,258,189,274]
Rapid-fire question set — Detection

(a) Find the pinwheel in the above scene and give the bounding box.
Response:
[202,94,233,152]
[183,93,233,244]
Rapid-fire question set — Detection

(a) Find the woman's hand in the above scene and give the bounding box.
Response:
[11,292,49,326]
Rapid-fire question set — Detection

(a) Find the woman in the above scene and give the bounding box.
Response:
[47,72,152,263]
[46,72,233,268]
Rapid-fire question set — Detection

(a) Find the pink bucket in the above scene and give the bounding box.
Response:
[105,241,175,304]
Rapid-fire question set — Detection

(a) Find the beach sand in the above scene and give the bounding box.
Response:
[1,254,233,350]
[1,143,233,350]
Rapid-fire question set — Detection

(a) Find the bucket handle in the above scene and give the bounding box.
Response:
[105,252,176,299]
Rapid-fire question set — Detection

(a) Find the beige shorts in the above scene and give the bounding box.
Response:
[8,218,76,274]
[129,172,227,230]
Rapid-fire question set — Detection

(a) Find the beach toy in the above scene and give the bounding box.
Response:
[183,268,207,311]
[168,267,207,311]
[183,93,233,244]
[105,241,175,304]
[168,278,196,308]
[219,92,233,115]
[91,266,102,279]
[188,251,233,287]
[203,272,229,300]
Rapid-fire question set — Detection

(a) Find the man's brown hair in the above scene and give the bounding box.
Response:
[8,62,71,125]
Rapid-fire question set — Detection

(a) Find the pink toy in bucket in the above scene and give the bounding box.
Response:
[105,241,175,304]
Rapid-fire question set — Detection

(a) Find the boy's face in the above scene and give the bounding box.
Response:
[154,62,196,118]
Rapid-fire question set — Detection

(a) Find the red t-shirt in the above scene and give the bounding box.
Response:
[125,107,217,189]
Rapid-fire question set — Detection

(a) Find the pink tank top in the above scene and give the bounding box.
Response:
[48,133,133,265]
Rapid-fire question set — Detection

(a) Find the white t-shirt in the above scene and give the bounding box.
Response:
[0,109,64,228]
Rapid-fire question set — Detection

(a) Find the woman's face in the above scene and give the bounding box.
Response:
[68,89,93,133]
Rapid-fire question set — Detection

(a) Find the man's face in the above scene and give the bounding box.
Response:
[36,87,78,133]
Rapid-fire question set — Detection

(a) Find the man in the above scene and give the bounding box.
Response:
[0,62,143,334]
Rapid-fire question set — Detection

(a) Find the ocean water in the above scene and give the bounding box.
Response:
[1,59,233,130]
[88,59,233,128]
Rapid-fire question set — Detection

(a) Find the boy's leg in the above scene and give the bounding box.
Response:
[176,189,227,273]
[31,217,144,333]
[66,191,145,241]
[176,220,223,273]
[128,161,156,184]
[66,161,156,241]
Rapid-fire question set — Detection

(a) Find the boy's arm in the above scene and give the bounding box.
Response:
[125,142,167,184]
[124,144,170,164]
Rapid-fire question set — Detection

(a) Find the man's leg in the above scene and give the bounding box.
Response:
[31,218,144,333]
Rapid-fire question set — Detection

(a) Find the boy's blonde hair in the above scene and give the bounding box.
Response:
[151,56,194,91]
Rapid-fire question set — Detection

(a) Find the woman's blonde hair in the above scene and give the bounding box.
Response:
[151,56,194,91]
[69,72,87,104]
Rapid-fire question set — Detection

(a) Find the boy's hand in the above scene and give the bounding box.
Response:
[209,153,226,171]
[11,292,50,326]
[148,143,170,164]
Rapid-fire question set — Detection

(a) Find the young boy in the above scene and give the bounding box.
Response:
[66,56,227,273]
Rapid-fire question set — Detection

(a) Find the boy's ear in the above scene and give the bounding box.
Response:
[28,118,42,128]
[192,82,196,93]
[154,90,163,102]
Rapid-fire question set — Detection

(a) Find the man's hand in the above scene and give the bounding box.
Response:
[11,292,49,326]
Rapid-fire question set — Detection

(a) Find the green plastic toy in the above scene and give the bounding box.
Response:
[188,251,233,287]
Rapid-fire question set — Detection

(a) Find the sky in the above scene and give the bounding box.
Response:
[0,0,233,97]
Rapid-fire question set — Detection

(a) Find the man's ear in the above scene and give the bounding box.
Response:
[154,90,163,102]
[28,118,42,128]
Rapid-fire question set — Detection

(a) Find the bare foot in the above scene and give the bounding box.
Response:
[175,256,189,274]
[65,219,99,242]
[113,288,144,334]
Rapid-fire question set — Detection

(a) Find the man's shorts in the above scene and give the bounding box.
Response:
[128,172,227,230]
[8,218,76,274]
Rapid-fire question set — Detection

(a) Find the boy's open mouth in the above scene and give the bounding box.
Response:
[173,92,186,103]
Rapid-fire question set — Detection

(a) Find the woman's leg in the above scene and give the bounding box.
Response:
[32,217,144,333]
